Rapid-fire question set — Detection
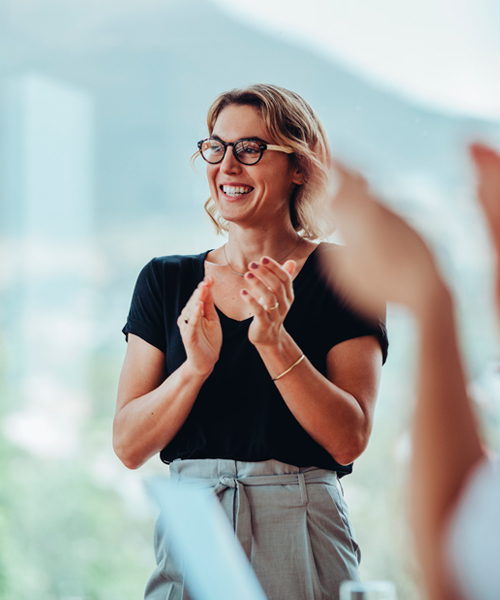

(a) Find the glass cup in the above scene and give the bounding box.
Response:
[339,580,397,600]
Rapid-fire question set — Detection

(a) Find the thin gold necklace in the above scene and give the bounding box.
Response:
[223,238,303,277]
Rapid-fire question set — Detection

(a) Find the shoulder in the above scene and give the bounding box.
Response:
[149,251,210,270]
[311,241,345,284]
[131,251,210,303]
[140,251,210,280]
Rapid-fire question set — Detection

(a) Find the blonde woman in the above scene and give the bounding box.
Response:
[114,84,388,600]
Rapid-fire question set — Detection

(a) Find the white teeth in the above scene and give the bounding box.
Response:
[222,185,252,196]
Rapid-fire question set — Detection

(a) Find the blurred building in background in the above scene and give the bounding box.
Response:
[2,74,94,458]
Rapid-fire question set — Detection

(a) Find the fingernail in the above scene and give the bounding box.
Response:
[250,262,259,269]
[262,257,270,265]
[246,272,255,279]
[241,289,248,295]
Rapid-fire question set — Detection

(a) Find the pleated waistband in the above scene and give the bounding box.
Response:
[166,458,340,561]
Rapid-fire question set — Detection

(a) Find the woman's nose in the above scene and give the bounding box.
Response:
[220,147,242,173]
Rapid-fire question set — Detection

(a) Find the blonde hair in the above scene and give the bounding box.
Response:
[197,84,333,240]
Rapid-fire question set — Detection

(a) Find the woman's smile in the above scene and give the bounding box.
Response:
[219,184,254,199]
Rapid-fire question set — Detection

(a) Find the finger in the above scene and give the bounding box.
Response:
[257,256,294,284]
[201,284,219,321]
[182,301,204,339]
[470,143,500,206]
[470,145,500,253]
[179,280,208,325]
[331,165,372,217]
[332,160,366,184]
[248,262,283,294]
[248,257,294,301]
[244,272,277,311]
[470,142,500,165]
[191,300,204,326]
[189,277,215,312]
[283,260,296,276]
[183,284,203,313]
[257,257,295,304]
[252,257,297,305]
[240,289,269,319]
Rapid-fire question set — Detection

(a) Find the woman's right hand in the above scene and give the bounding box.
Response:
[177,275,222,376]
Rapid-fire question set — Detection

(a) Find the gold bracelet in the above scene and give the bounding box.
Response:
[272,354,305,382]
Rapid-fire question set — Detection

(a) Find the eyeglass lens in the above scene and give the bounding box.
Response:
[200,139,263,165]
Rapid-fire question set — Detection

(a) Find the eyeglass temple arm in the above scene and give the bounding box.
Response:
[266,144,294,154]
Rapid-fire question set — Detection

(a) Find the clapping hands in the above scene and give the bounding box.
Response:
[178,276,223,376]
[240,256,296,347]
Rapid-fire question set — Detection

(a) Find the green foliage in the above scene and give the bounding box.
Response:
[0,346,156,599]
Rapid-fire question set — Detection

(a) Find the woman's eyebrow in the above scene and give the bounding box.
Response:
[210,135,269,144]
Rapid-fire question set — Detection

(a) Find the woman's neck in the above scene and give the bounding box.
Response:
[224,223,304,273]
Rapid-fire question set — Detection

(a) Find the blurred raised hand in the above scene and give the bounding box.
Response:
[326,158,488,600]
[325,163,445,319]
[470,143,500,315]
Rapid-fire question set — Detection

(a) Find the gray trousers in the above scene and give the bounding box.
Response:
[145,458,361,600]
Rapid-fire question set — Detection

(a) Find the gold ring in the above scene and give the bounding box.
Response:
[268,302,279,311]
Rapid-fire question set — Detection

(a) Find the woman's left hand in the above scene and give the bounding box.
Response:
[241,257,296,347]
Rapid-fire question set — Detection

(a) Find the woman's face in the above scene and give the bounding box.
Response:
[206,104,301,229]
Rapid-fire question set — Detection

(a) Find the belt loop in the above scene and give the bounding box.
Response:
[336,473,344,497]
[298,472,308,506]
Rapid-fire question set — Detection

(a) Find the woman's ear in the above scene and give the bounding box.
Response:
[292,168,303,185]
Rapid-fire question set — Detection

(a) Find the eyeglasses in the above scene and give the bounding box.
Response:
[197,137,294,166]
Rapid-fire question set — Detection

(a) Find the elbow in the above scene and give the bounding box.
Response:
[329,431,370,466]
[112,430,147,470]
[113,444,145,470]
[118,453,144,471]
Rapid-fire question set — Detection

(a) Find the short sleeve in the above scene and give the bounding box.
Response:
[335,301,388,364]
[445,454,500,600]
[316,243,388,363]
[122,259,166,353]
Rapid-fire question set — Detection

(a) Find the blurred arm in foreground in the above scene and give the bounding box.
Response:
[325,146,500,600]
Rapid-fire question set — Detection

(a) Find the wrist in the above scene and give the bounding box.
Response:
[253,327,291,357]
[255,331,304,379]
[181,359,215,382]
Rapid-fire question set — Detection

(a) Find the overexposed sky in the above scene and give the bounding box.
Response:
[209,0,500,119]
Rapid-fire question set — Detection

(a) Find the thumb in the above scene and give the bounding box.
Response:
[202,287,219,321]
[283,260,296,276]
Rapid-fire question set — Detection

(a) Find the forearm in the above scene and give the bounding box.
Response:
[255,332,373,465]
[411,283,485,599]
[113,361,209,469]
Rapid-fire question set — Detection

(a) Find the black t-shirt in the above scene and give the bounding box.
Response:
[123,243,388,476]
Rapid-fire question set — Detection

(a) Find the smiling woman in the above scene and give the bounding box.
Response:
[201,85,333,240]
[114,83,388,600]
